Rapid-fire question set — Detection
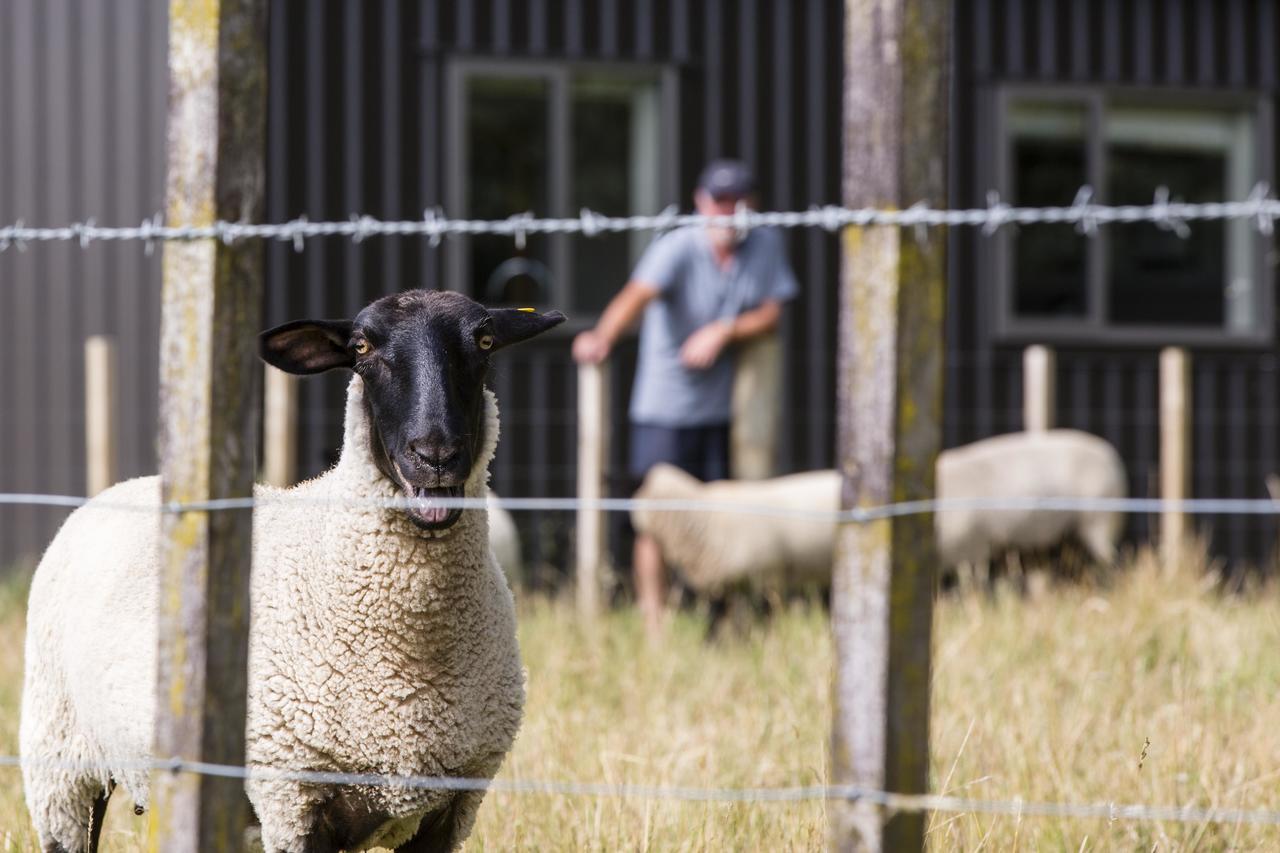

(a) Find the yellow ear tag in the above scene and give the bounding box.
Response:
[517,307,536,313]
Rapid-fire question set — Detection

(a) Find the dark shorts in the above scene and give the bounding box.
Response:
[628,421,731,484]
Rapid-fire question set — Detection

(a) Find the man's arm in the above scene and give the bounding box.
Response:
[572,280,660,364]
[679,298,782,370]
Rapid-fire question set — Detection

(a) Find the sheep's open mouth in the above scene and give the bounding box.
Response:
[406,484,464,530]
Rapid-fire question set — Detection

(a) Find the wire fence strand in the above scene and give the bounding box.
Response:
[2,492,1280,522]
[4,754,1280,825]
[1,184,1277,253]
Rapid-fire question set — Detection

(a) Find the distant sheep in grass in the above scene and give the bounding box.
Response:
[632,429,1127,598]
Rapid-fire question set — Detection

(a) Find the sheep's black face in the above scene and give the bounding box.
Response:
[259,290,565,532]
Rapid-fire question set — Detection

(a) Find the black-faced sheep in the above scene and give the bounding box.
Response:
[21,290,563,852]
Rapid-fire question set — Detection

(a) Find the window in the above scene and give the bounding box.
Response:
[997,90,1272,344]
[447,63,675,317]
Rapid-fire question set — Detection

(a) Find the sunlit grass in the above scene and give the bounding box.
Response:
[2,548,1280,849]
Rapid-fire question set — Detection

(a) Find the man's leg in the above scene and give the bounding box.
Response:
[634,532,666,637]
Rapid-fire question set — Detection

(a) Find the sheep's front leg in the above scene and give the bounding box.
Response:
[396,791,486,853]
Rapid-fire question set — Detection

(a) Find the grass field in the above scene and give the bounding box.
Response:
[2,549,1280,850]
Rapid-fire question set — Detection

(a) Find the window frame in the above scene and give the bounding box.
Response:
[990,84,1275,348]
[444,58,680,322]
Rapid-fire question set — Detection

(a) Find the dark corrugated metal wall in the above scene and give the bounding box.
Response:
[0,0,168,571]
[264,0,845,572]
[950,0,1280,566]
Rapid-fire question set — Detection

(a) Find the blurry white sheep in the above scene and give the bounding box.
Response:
[631,429,1127,594]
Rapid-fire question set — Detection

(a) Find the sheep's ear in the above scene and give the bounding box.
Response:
[258,319,355,375]
[486,308,566,351]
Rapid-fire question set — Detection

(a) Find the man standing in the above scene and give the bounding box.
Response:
[572,159,799,634]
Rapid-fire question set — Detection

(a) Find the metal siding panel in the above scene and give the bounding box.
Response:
[739,0,757,167]
[975,0,992,77]
[1228,0,1248,86]
[1005,0,1025,76]
[421,1,441,291]
[635,0,655,57]
[344,0,365,317]
[305,4,332,475]
[1038,0,1057,77]
[529,0,548,54]
[1070,0,1088,79]
[672,0,690,61]
[601,0,619,55]
[1102,0,1122,81]
[117,2,147,483]
[382,0,403,295]
[457,0,476,50]
[1260,363,1278,563]
[138,0,166,479]
[566,0,585,56]
[773,0,795,463]
[0,5,12,564]
[493,0,512,52]
[705,0,723,157]
[47,0,76,500]
[804,0,827,469]
[1260,0,1276,86]
[1193,361,1216,546]
[1196,0,1216,85]
[1132,359,1156,544]
[268,0,291,324]
[9,0,37,562]
[1134,0,1154,82]
[1164,0,1185,84]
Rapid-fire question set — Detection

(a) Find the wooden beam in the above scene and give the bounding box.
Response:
[85,335,118,497]
[1159,347,1191,569]
[1022,345,1055,432]
[263,364,299,488]
[151,1,266,849]
[576,360,610,616]
[831,1,950,850]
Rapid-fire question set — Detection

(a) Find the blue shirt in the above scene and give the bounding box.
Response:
[628,226,799,426]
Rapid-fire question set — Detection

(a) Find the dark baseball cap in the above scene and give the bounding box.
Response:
[697,159,756,199]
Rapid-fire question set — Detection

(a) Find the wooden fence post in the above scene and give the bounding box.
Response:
[1160,347,1191,568]
[151,1,266,849]
[1023,345,1055,432]
[831,1,950,851]
[85,335,117,497]
[577,360,610,616]
[263,364,299,488]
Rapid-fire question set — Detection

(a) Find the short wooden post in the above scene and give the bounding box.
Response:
[85,336,117,497]
[1023,345,1055,432]
[151,1,266,849]
[576,360,610,616]
[263,365,299,488]
[831,1,950,850]
[1160,347,1191,567]
[731,332,782,480]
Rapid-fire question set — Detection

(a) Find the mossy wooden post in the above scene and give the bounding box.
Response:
[576,360,610,616]
[831,1,950,851]
[85,335,118,497]
[1160,347,1191,568]
[152,1,266,849]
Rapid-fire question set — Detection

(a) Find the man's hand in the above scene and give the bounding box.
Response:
[679,320,733,370]
[573,329,611,364]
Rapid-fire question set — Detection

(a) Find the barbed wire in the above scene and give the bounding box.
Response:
[2,491,1280,521]
[0,184,1276,253]
[3,754,1280,825]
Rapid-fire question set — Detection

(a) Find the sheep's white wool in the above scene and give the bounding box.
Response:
[632,465,839,594]
[21,375,523,852]
[935,428,1126,567]
[632,429,1127,594]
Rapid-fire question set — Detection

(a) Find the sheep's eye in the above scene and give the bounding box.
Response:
[353,340,370,356]
[477,334,494,351]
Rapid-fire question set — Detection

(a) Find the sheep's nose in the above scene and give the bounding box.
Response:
[406,437,458,471]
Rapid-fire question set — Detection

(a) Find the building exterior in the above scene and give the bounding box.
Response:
[1,0,1277,571]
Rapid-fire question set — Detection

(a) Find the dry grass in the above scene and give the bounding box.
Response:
[1,549,1280,850]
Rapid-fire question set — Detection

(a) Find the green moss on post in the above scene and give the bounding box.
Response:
[150,1,266,849]
[830,1,951,851]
